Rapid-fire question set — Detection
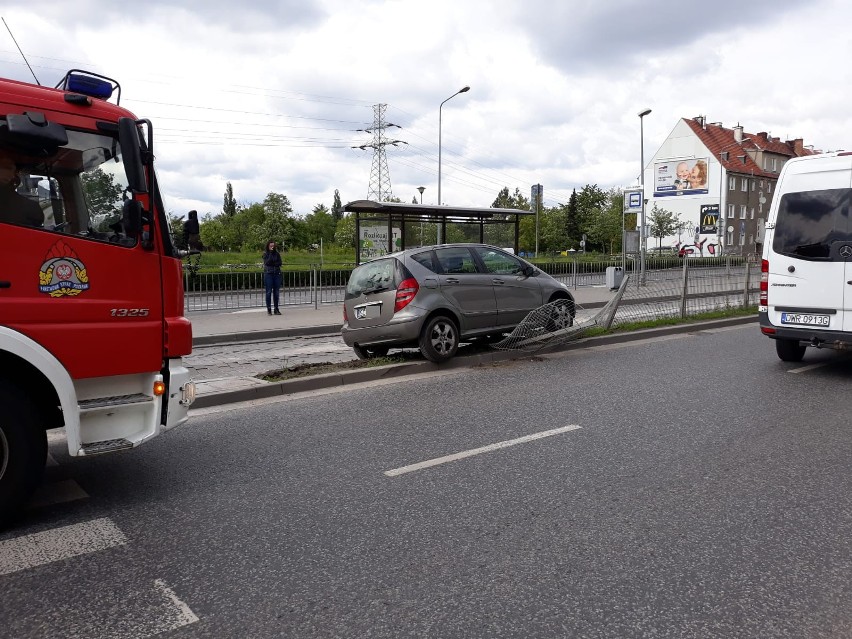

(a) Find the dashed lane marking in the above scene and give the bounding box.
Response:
[0,517,126,576]
[385,425,582,477]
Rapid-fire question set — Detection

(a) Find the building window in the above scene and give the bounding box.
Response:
[760,179,764,189]
[748,234,753,245]
[740,205,747,219]
[751,180,756,191]
[727,229,734,245]
[741,178,748,192]
[750,207,755,219]
[767,182,772,194]
[729,176,736,191]
[727,204,735,218]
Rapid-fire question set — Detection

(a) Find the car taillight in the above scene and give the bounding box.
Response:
[343,303,348,322]
[394,277,419,313]
[760,259,769,306]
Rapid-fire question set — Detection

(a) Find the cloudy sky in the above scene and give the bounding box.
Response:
[1,1,847,219]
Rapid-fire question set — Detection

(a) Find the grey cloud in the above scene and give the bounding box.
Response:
[515,0,806,73]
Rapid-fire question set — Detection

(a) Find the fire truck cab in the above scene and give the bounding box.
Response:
[0,71,195,524]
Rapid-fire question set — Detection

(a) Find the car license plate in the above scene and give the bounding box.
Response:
[354,303,381,320]
[780,312,830,326]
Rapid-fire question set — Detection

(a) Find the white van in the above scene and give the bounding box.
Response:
[759,152,852,361]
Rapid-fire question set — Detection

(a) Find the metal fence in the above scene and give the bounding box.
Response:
[183,256,756,313]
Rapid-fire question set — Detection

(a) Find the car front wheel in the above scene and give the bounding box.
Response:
[419,315,459,363]
[546,298,575,331]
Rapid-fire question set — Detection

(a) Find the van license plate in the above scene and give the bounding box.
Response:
[780,312,829,326]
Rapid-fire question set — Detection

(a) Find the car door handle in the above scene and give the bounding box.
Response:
[492,278,505,285]
[445,278,460,285]
[0,281,10,289]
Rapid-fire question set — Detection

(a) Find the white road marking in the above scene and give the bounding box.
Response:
[0,517,126,576]
[385,425,582,477]
[152,579,200,631]
[27,479,88,509]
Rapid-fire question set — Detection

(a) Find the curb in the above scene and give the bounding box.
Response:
[193,323,341,346]
[191,314,756,409]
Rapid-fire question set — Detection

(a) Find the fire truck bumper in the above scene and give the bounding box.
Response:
[165,360,195,431]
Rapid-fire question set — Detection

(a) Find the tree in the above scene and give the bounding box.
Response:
[564,189,580,247]
[334,213,356,248]
[648,203,680,249]
[332,189,343,222]
[81,168,123,229]
[305,203,336,246]
[587,188,624,255]
[223,182,237,218]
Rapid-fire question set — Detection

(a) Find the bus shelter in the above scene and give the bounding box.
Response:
[343,199,534,264]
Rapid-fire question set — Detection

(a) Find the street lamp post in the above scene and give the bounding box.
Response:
[437,85,469,243]
[638,108,652,285]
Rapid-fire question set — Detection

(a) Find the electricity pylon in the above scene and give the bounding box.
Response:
[353,104,407,202]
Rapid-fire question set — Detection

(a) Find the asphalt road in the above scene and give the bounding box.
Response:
[2,325,850,638]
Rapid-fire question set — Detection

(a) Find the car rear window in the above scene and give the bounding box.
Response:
[346,258,399,296]
[773,188,852,259]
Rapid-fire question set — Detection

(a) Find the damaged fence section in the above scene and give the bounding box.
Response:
[494,258,760,353]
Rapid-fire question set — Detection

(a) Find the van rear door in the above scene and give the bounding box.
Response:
[767,155,852,333]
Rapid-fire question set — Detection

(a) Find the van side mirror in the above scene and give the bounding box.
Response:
[118,117,147,193]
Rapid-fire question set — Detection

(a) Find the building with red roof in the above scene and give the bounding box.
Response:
[642,116,819,257]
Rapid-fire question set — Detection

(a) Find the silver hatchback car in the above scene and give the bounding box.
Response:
[341,244,575,362]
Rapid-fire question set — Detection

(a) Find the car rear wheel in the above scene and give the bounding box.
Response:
[419,315,459,363]
[546,298,575,331]
[775,338,806,362]
[353,344,390,360]
[0,382,47,528]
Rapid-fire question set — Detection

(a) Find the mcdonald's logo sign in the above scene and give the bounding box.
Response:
[699,204,719,234]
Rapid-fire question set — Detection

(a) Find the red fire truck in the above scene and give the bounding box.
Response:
[0,70,196,523]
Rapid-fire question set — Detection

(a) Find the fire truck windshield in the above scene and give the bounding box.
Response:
[0,127,138,247]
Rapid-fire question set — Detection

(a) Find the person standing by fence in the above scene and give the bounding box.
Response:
[262,240,283,315]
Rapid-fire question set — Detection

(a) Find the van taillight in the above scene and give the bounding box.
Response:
[395,277,419,313]
[760,259,769,305]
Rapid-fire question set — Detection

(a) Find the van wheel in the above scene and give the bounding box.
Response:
[546,298,575,331]
[419,315,459,363]
[775,338,806,362]
[353,344,390,360]
[0,383,47,528]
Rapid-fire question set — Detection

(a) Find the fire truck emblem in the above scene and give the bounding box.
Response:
[38,241,90,297]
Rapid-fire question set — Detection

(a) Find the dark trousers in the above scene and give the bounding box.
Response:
[264,272,282,311]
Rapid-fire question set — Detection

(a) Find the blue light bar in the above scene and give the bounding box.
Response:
[66,73,114,100]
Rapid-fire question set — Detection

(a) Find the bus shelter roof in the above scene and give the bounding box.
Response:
[342,199,534,219]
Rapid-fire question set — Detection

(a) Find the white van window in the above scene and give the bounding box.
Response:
[773,188,851,260]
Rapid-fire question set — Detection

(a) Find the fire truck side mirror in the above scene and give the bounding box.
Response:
[122,199,143,237]
[118,117,147,194]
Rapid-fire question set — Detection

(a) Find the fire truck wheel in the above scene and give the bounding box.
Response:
[0,383,47,527]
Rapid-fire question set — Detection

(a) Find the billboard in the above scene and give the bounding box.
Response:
[654,157,709,197]
[699,204,719,235]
